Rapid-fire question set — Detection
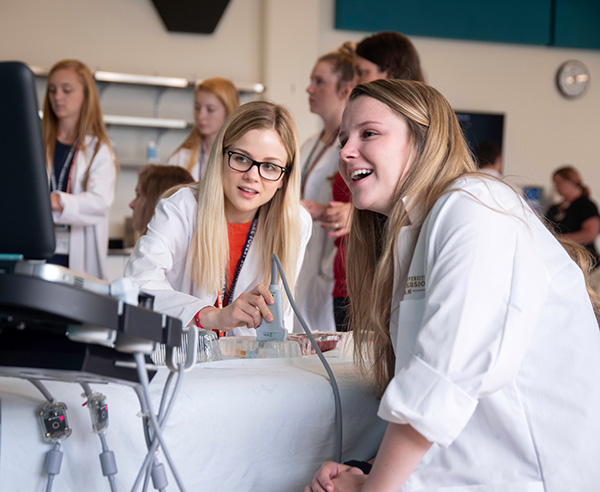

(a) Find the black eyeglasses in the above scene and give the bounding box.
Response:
[225,150,287,182]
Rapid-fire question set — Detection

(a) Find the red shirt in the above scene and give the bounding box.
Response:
[223,220,253,305]
[332,172,351,298]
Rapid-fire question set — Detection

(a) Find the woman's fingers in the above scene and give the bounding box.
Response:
[226,286,275,329]
[321,201,352,232]
[306,462,351,492]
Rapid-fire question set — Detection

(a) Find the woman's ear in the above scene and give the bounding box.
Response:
[339,81,355,100]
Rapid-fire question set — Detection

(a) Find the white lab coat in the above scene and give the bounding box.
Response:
[167,146,203,181]
[51,136,116,279]
[379,177,600,491]
[294,133,339,332]
[124,186,312,335]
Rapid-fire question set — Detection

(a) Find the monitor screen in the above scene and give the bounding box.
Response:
[454,111,504,156]
[0,61,55,259]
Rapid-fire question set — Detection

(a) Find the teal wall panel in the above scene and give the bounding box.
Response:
[554,0,600,49]
[335,0,552,45]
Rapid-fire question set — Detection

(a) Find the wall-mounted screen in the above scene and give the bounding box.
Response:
[454,111,505,156]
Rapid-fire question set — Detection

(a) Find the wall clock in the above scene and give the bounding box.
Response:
[556,60,590,99]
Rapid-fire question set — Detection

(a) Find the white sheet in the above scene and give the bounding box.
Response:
[0,356,386,491]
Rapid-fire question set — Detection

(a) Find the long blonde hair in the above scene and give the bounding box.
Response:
[348,79,600,397]
[42,59,116,189]
[187,101,302,295]
[347,80,480,396]
[172,77,240,174]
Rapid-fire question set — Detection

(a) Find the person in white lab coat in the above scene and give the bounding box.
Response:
[167,77,239,181]
[126,101,311,335]
[295,42,355,333]
[43,59,118,279]
[307,79,600,491]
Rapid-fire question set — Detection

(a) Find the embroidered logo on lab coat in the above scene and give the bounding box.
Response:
[404,275,426,299]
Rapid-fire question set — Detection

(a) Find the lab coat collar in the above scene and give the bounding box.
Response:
[402,194,427,228]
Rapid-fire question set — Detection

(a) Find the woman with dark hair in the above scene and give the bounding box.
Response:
[129,164,194,235]
[354,31,424,84]
[546,165,600,268]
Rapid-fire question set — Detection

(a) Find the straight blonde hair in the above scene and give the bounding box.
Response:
[42,59,117,189]
[172,77,240,174]
[347,79,600,397]
[187,101,302,296]
[347,79,476,396]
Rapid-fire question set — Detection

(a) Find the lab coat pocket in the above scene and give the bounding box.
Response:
[394,298,426,369]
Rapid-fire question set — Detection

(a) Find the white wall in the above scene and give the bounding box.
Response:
[2,0,600,238]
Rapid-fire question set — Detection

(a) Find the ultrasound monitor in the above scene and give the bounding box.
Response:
[0,61,55,260]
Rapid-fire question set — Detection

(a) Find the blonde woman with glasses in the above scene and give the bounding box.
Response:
[43,59,118,279]
[126,101,311,335]
[306,79,600,492]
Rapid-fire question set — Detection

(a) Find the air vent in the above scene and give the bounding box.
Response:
[150,0,231,34]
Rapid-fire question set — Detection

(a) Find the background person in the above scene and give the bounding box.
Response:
[43,58,118,279]
[129,164,194,235]
[354,31,424,84]
[307,79,600,492]
[295,42,355,333]
[329,31,427,332]
[476,140,503,177]
[126,101,311,335]
[167,77,239,180]
[546,165,600,269]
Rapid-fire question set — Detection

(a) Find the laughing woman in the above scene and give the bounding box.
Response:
[306,79,600,491]
[125,101,311,335]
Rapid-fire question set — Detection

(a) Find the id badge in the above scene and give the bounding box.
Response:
[54,224,70,255]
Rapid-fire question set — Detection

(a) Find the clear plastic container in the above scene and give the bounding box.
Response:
[287,332,344,356]
[151,328,223,366]
[219,336,302,359]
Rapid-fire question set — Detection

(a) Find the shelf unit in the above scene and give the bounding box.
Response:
[30,65,265,135]
[30,65,266,164]
[31,65,267,240]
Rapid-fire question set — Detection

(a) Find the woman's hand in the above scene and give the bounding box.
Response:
[302,199,328,221]
[50,192,64,212]
[305,462,365,492]
[196,284,274,332]
[321,201,352,238]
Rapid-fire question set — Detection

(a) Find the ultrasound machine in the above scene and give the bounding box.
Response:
[0,61,194,491]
